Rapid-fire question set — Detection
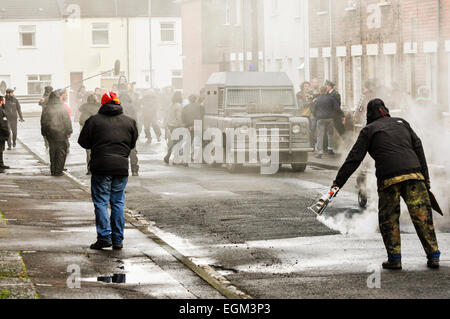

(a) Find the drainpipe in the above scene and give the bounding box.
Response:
[127,17,130,83]
[304,0,310,81]
[148,0,153,88]
[436,0,440,106]
[328,0,333,81]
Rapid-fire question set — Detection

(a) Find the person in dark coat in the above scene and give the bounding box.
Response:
[4,89,24,150]
[78,92,138,251]
[120,93,140,176]
[39,86,54,152]
[332,98,440,270]
[313,87,343,158]
[140,90,162,144]
[41,91,73,176]
[325,81,346,137]
[0,96,11,172]
[79,93,100,175]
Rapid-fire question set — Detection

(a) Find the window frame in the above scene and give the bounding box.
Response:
[160,22,176,44]
[19,25,37,48]
[91,22,110,47]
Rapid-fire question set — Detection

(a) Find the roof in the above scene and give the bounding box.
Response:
[206,72,294,87]
[0,0,180,20]
[0,0,61,20]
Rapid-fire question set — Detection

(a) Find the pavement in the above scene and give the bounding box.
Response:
[1,111,449,299]
[0,142,225,299]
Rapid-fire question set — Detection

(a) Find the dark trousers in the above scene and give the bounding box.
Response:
[0,141,5,167]
[7,120,17,148]
[144,118,162,140]
[48,139,68,175]
[130,148,139,173]
[165,126,182,160]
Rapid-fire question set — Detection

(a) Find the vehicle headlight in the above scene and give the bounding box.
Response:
[292,125,301,135]
[239,126,249,134]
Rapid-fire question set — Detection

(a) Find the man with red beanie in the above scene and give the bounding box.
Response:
[78,92,138,250]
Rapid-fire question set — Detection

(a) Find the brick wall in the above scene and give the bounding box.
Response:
[309,0,449,111]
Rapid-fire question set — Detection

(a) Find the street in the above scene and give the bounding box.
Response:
[6,115,449,299]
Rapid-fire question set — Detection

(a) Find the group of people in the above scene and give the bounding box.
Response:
[296,79,346,159]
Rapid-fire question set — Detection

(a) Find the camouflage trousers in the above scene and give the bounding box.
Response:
[378,180,439,257]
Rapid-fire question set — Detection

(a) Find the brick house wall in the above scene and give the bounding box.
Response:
[309,0,449,112]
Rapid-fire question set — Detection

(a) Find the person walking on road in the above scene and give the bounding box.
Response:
[332,98,440,270]
[120,92,140,176]
[0,96,11,172]
[140,90,162,144]
[4,89,24,150]
[78,92,138,250]
[313,87,343,158]
[164,91,184,164]
[40,91,73,177]
[79,93,101,175]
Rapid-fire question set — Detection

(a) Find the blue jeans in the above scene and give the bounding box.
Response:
[91,175,128,245]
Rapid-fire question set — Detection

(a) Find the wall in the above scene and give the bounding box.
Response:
[0,20,64,95]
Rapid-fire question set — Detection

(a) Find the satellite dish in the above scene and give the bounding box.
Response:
[114,60,121,76]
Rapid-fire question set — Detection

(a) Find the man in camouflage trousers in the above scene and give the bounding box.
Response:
[332,98,440,270]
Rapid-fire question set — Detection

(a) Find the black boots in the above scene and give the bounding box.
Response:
[90,240,112,250]
[382,260,402,270]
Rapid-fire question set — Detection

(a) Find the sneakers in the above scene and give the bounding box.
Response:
[427,259,440,269]
[315,153,323,159]
[132,172,139,177]
[90,240,113,250]
[0,165,10,169]
[113,244,123,250]
[382,260,402,270]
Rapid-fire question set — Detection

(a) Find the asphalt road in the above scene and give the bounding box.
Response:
[16,116,450,299]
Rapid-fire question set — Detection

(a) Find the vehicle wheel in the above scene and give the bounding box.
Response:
[291,163,307,172]
[358,191,368,209]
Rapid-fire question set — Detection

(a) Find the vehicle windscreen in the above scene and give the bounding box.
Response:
[226,88,297,112]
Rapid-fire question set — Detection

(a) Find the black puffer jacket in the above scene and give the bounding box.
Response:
[0,107,10,142]
[334,99,429,188]
[41,95,73,141]
[78,103,138,176]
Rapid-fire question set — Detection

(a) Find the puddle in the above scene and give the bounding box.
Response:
[82,258,161,285]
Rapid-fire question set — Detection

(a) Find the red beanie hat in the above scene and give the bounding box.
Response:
[101,92,120,106]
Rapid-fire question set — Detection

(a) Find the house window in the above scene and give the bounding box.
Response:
[171,70,183,90]
[27,75,51,95]
[19,25,36,47]
[92,23,110,46]
[161,23,175,42]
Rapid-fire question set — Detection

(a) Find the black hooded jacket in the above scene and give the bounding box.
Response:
[41,95,73,141]
[78,103,138,176]
[334,99,429,188]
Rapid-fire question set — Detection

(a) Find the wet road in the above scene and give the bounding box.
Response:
[16,116,450,299]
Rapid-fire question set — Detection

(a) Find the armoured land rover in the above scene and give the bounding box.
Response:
[203,72,313,173]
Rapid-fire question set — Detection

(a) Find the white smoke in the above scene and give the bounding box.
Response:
[318,95,449,236]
